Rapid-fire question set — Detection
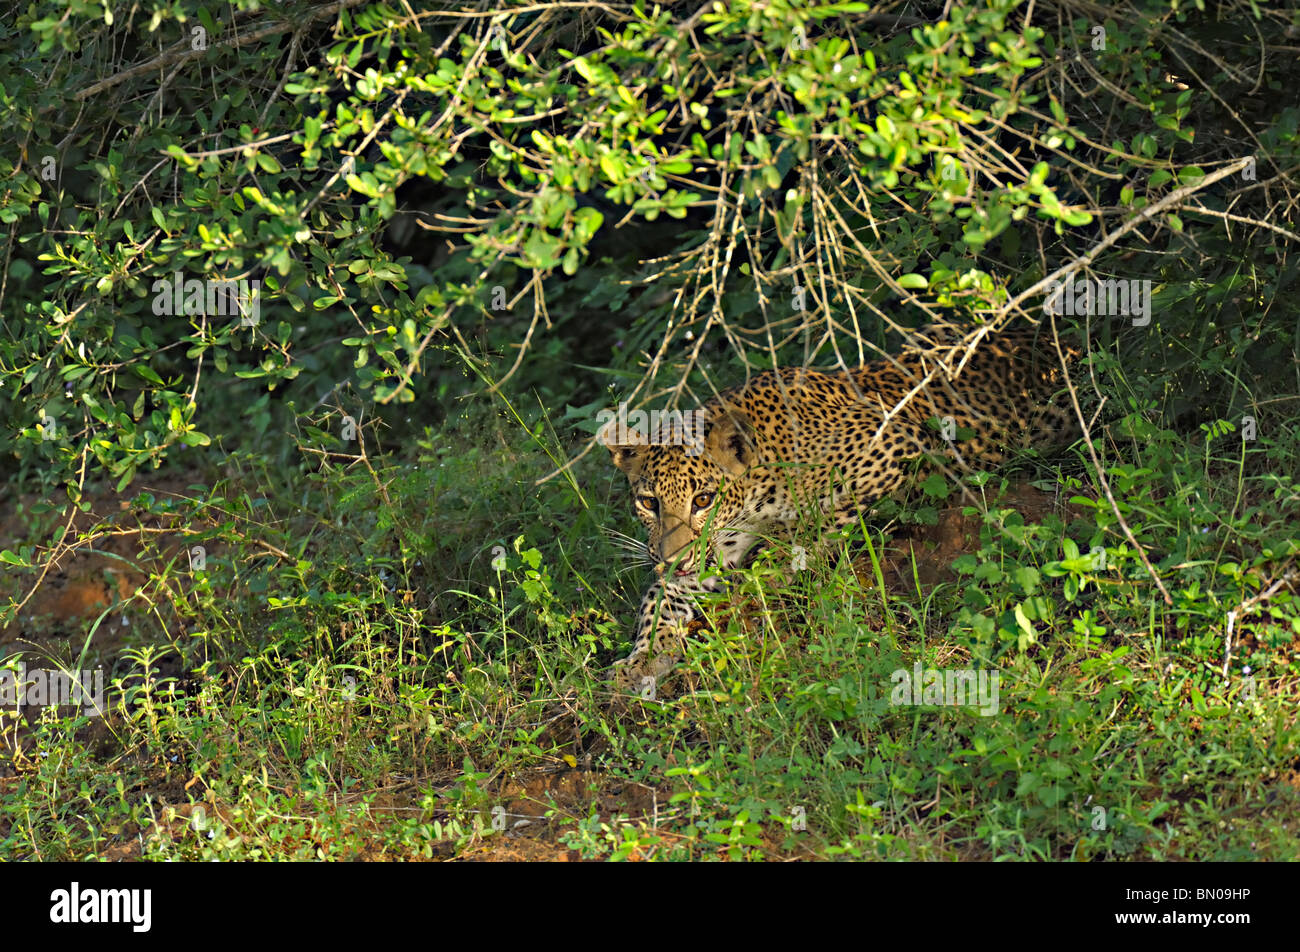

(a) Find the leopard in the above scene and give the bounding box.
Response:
[601,322,1079,692]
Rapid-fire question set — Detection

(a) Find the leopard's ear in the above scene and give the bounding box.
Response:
[607,442,646,479]
[599,416,647,479]
[705,407,756,476]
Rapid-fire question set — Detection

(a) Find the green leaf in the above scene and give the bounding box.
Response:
[135,365,164,385]
[920,472,949,498]
[347,174,378,198]
[1014,603,1037,647]
[952,554,978,575]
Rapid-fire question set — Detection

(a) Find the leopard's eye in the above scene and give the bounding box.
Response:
[693,492,714,510]
[636,494,658,512]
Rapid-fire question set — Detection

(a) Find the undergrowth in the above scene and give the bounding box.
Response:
[2,360,1297,860]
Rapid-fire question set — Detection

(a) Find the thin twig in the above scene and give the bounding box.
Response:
[1048,311,1173,605]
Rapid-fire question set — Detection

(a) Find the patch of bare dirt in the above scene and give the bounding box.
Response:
[874,478,1090,589]
[0,467,222,665]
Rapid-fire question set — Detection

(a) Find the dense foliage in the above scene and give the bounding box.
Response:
[4,0,1296,485]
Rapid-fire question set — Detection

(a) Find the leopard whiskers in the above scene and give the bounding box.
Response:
[601,527,654,564]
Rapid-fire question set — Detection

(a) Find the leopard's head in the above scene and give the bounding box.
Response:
[602,406,758,576]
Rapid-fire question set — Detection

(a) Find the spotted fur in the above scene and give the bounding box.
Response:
[603,324,1078,691]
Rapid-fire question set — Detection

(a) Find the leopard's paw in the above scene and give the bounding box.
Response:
[611,658,663,697]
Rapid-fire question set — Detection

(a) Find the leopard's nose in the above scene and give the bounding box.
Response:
[654,559,696,576]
